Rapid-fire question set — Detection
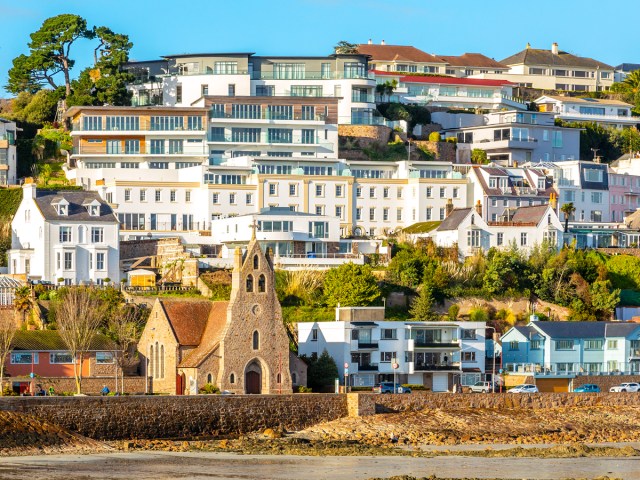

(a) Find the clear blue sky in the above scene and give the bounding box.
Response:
[1,0,638,97]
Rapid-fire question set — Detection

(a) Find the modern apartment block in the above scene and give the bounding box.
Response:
[535,95,637,129]
[124,51,378,126]
[8,182,120,284]
[0,118,18,185]
[297,306,487,391]
[470,43,615,92]
[553,160,611,223]
[443,110,580,164]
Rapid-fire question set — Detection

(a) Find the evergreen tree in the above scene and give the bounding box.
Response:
[410,283,440,321]
[306,349,338,392]
[323,263,380,307]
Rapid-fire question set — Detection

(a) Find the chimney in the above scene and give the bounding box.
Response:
[445,198,454,218]
[552,42,559,55]
[368,39,372,45]
[23,180,37,199]
[381,40,386,45]
[550,192,557,210]
[475,200,482,216]
[526,42,531,49]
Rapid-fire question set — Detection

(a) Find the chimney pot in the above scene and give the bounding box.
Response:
[475,200,482,217]
[368,39,372,44]
[552,42,559,55]
[381,40,385,45]
[445,198,454,218]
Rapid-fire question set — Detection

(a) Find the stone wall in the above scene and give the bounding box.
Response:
[3,376,149,395]
[573,374,640,392]
[338,125,392,145]
[0,394,347,440]
[413,140,456,163]
[596,248,640,258]
[372,391,640,413]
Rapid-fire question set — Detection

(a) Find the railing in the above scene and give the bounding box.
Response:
[120,221,211,232]
[513,186,538,195]
[125,285,199,293]
[414,363,460,371]
[488,221,538,227]
[210,112,328,122]
[560,112,636,122]
[250,71,375,81]
[357,363,379,371]
[501,94,528,106]
[351,93,375,103]
[505,362,640,375]
[357,342,379,349]
[207,133,331,148]
[73,145,209,155]
[276,253,361,259]
[413,341,460,348]
[71,121,206,132]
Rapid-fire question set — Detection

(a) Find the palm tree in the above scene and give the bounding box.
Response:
[560,202,575,234]
[13,286,33,325]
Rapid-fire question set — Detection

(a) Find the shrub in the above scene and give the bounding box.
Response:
[199,383,220,394]
[471,148,488,164]
[469,306,489,323]
[448,304,460,321]
[428,131,441,142]
[402,383,427,391]
[296,385,312,393]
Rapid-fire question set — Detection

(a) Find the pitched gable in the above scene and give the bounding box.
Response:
[160,299,213,346]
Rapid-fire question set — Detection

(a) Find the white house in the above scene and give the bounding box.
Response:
[488,204,563,252]
[552,160,611,223]
[0,118,18,185]
[297,306,486,391]
[8,183,120,284]
[535,95,637,129]
[430,206,490,257]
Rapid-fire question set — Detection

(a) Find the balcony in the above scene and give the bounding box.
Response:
[414,363,460,371]
[73,145,208,156]
[414,341,460,349]
[71,121,205,133]
[557,112,637,124]
[351,93,375,103]
[356,363,379,371]
[209,112,328,123]
[251,71,375,81]
[207,133,333,150]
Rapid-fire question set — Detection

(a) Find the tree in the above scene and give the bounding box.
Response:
[471,148,488,164]
[409,284,440,321]
[7,14,93,97]
[560,202,575,234]
[108,304,147,392]
[482,247,528,295]
[323,263,380,307]
[589,279,620,321]
[0,315,17,396]
[305,349,338,392]
[13,286,33,324]
[55,287,107,394]
[334,41,358,55]
[611,70,640,116]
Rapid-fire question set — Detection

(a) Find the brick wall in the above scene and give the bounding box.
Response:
[0,394,347,440]
[3,376,149,395]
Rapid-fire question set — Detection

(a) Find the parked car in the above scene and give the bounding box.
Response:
[508,384,539,394]
[470,381,496,393]
[573,384,601,393]
[609,383,640,392]
[372,382,412,394]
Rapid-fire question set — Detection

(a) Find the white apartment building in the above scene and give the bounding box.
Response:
[443,110,580,164]
[470,43,614,92]
[8,183,120,284]
[614,63,640,83]
[552,160,611,223]
[535,95,637,129]
[124,51,378,126]
[298,306,487,390]
[0,118,18,185]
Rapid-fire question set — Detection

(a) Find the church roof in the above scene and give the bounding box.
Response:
[178,301,230,368]
[160,299,213,346]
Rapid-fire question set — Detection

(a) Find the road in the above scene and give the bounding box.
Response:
[1,451,639,480]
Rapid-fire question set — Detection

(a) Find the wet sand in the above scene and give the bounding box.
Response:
[1,451,639,480]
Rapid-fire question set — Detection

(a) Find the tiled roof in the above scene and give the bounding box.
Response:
[357,44,446,63]
[160,300,214,346]
[436,208,472,231]
[533,321,640,339]
[436,53,508,69]
[179,301,230,368]
[509,205,550,224]
[12,330,118,351]
[34,190,117,223]
[500,48,613,70]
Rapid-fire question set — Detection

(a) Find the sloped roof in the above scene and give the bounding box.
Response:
[34,190,117,223]
[500,48,613,70]
[357,44,446,63]
[12,330,118,351]
[437,53,508,69]
[625,209,640,229]
[509,205,550,224]
[533,321,640,339]
[178,301,230,368]
[513,325,539,338]
[436,208,472,231]
[160,300,213,346]
[537,95,632,107]
[0,276,23,288]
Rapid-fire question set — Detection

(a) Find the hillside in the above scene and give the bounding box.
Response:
[0,188,22,267]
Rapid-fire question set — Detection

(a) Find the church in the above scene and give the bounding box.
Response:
[138,232,300,394]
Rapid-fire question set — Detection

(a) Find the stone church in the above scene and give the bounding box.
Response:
[138,234,299,394]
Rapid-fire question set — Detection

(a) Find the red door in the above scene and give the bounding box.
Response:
[176,373,185,395]
[245,371,261,394]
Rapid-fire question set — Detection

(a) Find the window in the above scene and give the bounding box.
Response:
[155,189,161,202]
[555,340,574,350]
[356,208,362,221]
[301,129,315,144]
[212,193,219,204]
[397,209,402,221]
[426,187,433,198]
[608,339,619,349]
[369,208,375,221]
[91,227,104,243]
[530,340,541,350]
[380,352,396,363]
[64,252,73,270]
[461,329,476,339]
[356,187,362,198]
[461,352,476,362]
[201,84,208,96]
[252,330,260,350]
[369,187,376,198]
[496,232,504,246]
[50,352,74,364]
[96,352,114,364]
[520,232,528,246]
[467,230,480,247]
[170,190,176,202]
[315,184,324,197]
[140,189,147,202]
[529,67,545,75]
[229,193,236,204]
[258,274,265,292]
[11,352,38,364]
[96,252,105,270]
[453,187,459,199]
[150,162,169,169]
[397,187,403,199]
[509,341,519,350]
[585,339,604,350]
[335,206,343,219]
[228,84,235,96]
[268,128,293,143]
[381,329,397,340]
[335,185,343,197]
[214,61,238,74]
[591,192,603,203]
[383,187,389,199]
[311,328,318,341]
[59,226,71,243]
[440,187,446,198]
[246,193,253,205]
[176,85,182,102]
[426,208,432,220]
[383,208,389,221]
[552,131,563,148]
[439,208,446,220]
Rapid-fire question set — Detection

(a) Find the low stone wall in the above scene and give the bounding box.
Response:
[373,391,640,413]
[338,125,392,144]
[0,394,347,440]
[573,374,640,392]
[596,248,640,257]
[4,376,149,395]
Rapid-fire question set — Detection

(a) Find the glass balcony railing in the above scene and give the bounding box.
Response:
[351,93,375,103]
[250,71,375,81]
[207,133,329,147]
[71,121,205,132]
[73,145,209,155]
[209,111,328,122]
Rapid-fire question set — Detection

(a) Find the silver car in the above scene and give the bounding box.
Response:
[509,384,539,393]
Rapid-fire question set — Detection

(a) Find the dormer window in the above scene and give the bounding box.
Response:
[57,204,68,216]
[90,205,99,216]
[52,197,69,216]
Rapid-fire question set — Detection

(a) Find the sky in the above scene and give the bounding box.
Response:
[1,0,639,97]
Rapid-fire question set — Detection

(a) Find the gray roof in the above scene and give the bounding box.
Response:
[501,48,613,70]
[437,208,472,231]
[257,207,323,217]
[510,205,549,224]
[34,190,117,223]
[514,325,539,338]
[533,321,640,339]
